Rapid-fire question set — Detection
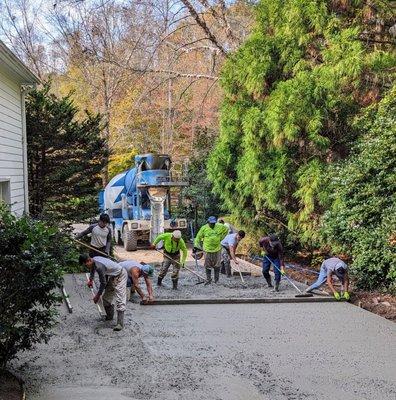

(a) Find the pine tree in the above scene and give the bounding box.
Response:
[26,83,108,222]
[208,0,395,247]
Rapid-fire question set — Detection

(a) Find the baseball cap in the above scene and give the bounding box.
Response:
[172,230,182,239]
[142,264,154,277]
[207,216,217,223]
[334,262,347,279]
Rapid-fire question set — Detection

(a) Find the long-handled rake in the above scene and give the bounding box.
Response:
[74,239,120,262]
[155,249,207,285]
[263,255,313,298]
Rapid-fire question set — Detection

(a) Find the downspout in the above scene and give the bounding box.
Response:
[20,84,35,215]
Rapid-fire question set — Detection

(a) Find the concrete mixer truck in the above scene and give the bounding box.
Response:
[99,153,187,251]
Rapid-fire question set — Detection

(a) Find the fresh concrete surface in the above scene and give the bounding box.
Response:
[11,274,396,400]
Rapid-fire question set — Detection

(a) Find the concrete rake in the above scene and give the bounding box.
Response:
[264,255,313,298]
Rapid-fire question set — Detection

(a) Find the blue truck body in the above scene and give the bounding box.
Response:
[99,153,186,251]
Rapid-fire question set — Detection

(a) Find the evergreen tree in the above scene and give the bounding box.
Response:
[322,87,396,292]
[207,0,395,247]
[26,83,108,222]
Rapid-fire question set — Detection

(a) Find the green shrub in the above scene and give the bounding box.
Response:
[0,204,77,368]
[322,88,396,292]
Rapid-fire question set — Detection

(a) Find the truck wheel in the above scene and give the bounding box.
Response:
[115,229,123,245]
[124,228,138,251]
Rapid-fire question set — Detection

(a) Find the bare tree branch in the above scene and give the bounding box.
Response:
[179,0,227,56]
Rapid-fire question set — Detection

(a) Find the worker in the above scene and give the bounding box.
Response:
[120,260,155,303]
[220,230,246,277]
[259,234,286,292]
[218,219,233,234]
[76,213,112,257]
[79,254,127,331]
[305,257,350,300]
[151,230,187,290]
[194,216,228,284]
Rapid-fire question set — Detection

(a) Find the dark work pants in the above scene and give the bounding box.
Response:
[262,256,281,284]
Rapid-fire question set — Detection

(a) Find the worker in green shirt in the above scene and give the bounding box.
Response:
[151,230,187,290]
[194,216,228,284]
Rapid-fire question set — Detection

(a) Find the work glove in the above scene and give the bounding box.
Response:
[87,279,93,288]
[280,269,286,276]
[192,247,200,254]
[343,291,350,301]
[333,292,341,300]
[93,293,101,304]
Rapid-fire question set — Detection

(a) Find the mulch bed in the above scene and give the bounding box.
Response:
[0,370,23,400]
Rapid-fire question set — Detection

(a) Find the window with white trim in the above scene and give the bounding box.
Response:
[0,180,11,206]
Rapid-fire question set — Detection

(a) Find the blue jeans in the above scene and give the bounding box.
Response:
[262,256,281,284]
[307,263,345,292]
[306,266,327,291]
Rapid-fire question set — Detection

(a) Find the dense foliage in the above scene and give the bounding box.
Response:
[27,83,108,222]
[108,148,137,179]
[0,204,76,368]
[180,128,223,235]
[208,0,395,248]
[322,88,396,292]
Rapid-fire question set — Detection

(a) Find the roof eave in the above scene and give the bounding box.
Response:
[0,40,40,84]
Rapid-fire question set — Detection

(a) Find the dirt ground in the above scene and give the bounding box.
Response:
[9,270,396,400]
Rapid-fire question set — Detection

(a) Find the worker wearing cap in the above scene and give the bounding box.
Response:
[194,216,229,284]
[218,219,234,234]
[120,260,155,303]
[220,230,246,277]
[305,257,350,300]
[79,254,127,331]
[76,213,112,257]
[151,230,187,290]
[259,234,286,292]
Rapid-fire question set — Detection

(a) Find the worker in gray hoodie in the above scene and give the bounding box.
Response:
[79,254,127,331]
[76,213,112,257]
[305,257,350,300]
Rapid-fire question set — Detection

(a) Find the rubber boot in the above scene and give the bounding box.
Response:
[214,267,220,283]
[113,311,124,331]
[172,279,178,290]
[157,276,163,287]
[274,281,280,292]
[220,262,226,275]
[226,262,232,278]
[204,269,212,285]
[264,276,273,288]
[104,304,114,321]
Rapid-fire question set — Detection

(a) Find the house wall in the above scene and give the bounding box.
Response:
[0,64,27,216]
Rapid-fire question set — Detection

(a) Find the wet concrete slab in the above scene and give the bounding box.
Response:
[11,274,396,400]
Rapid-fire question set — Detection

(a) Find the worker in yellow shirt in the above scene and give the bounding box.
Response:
[151,230,187,290]
[194,216,228,284]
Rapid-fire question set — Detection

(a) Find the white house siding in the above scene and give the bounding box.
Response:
[0,65,26,216]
